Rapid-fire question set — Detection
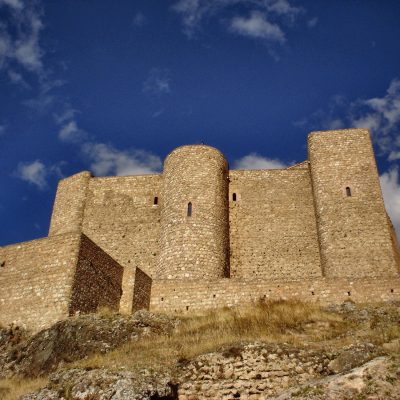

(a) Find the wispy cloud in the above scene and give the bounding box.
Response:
[380,167,400,238]
[0,124,6,135]
[14,159,63,189]
[82,142,162,176]
[297,79,400,161]
[234,153,287,169]
[142,68,171,97]
[58,120,87,143]
[172,0,303,50]
[0,0,23,10]
[0,1,44,74]
[7,69,30,88]
[229,11,285,43]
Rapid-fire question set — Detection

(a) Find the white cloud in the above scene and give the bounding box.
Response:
[234,153,287,169]
[299,79,400,161]
[0,124,5,135]
[172,0,302,47]
[265,0,300,18]
[15,160,48,189]
[0,2,44,73]
[230,11,285,43]
[82,142,162,176]
[15,160,64,189]
[132,12,146,27]
[54,107,79,125]
[380,168,400,239]
[142,68,171,96]
[58,120,87,143]
[348,79,400,157]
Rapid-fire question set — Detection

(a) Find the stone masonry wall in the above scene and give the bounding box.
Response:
[157,145,230,280]
[132,268,152,312]
[308,129,398,278]
[150,277,400,314]
[0,233,81,332]
[48,171,92,236]
[228,168,322,280]
[69,234,123,315]
[81,175,161,313]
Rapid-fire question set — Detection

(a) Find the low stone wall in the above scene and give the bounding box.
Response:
[178,342,334,399]
[69,234,123,315]
[0,233,81,332]
[150,277,400,313]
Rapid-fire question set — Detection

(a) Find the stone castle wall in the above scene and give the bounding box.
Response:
[1,128,400,330]
[0,234,80,331]
[228,168,322,280]
[157,145,230,280]
[150,278,400,313]
[69,234,123,315]
[80,175,161,312]
[0,233,123,332]
[49,171,92,236]
[309,129,398,278]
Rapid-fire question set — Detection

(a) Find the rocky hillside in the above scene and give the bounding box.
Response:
[0,300,399,400]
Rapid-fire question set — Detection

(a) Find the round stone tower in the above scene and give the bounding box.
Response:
[157,145,230,280]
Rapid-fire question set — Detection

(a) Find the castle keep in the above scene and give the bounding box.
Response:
[1,128,400,331]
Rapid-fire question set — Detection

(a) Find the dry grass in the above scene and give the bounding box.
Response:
[72,299,347,374]
[0,377,48,400]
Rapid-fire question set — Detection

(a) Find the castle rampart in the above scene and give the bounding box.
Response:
[0,233,123,331]
[1,128,399,331]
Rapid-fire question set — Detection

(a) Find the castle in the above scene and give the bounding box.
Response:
[1,128,400,332]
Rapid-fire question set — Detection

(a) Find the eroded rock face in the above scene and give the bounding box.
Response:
[275,356,400,400]
[0,311,178,378]
[21,368,177,400]
[22,348,400,400]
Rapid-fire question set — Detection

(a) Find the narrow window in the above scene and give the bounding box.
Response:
[346,187,352,197]
[154,196,158,205]
[232,193,237,201]
[187,202,192,217]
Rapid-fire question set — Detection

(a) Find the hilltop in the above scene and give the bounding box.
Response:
[0,300,399,399]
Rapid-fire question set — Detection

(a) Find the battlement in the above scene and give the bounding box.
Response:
[1,129,399,331]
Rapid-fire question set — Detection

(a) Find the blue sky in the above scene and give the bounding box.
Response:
[1,0,400,245]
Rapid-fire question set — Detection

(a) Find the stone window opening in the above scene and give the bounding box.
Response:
[346,186,352,197]
[233,193,237,201]
[0,260,5,268]
[311,291,315,296]
[186,305,189,311]
[153,196,158,205]
[391,288,394,293]
[347,291,351,296]
[161,297,164,301]
[187,202,192,217]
